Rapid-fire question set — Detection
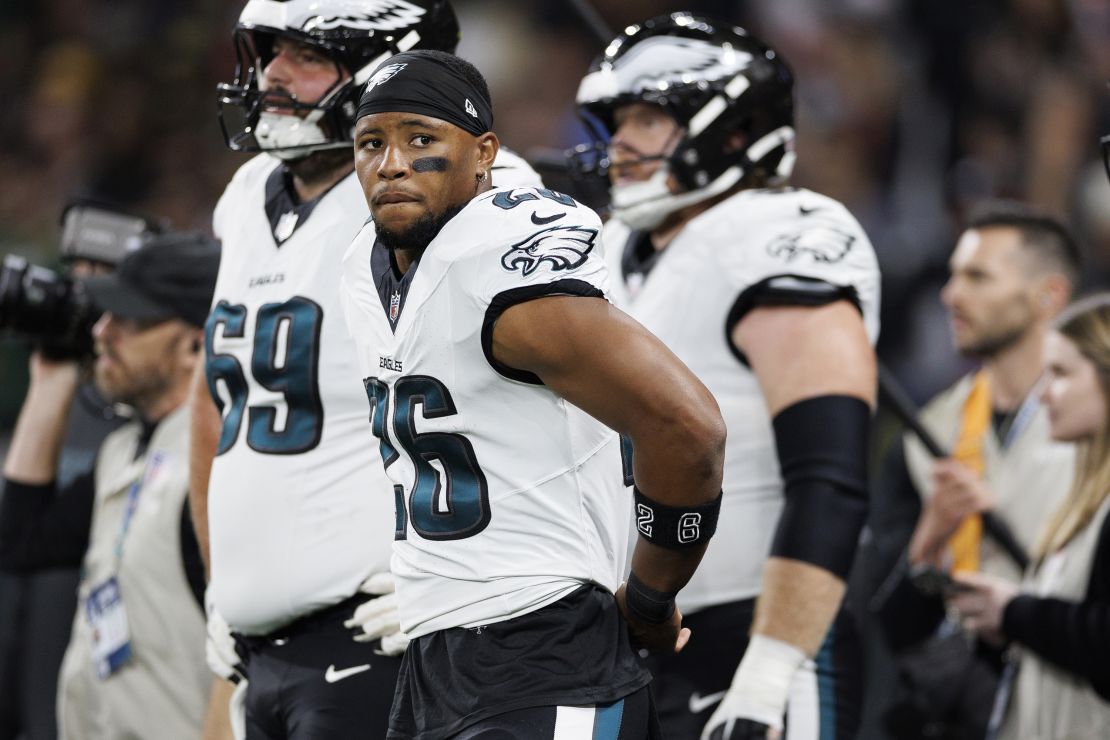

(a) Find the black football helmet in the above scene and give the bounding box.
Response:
[574,13,794,229]
[217,0,460,159]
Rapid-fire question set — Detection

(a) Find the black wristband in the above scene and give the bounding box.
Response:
[633,487,722,549]
[624,571,677,624]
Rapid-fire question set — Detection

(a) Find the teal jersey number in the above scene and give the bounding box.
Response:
[205,296,324,455]
[365,374,490,541]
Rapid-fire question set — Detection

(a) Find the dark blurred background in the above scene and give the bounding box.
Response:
[1,0,1109,417]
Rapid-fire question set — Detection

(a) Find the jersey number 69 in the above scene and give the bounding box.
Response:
[204,297,324,455]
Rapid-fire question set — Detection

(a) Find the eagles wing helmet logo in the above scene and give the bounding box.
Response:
[364,63,407,95]
[767,226,856,264]
[501,225,598,277]
[302,0,428,32]
[614,37,752,96]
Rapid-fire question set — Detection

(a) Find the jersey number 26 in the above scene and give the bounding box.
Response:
[364,376,491,541]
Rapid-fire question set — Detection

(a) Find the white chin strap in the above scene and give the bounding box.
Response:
[254,110,346,161]
[611,164,744,231]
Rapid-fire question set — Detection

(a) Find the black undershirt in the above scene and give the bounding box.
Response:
[370,237,420,331]
[620,229,663,285]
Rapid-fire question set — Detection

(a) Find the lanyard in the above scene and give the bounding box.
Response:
[999,388,1040,450]
[111,450,165,570]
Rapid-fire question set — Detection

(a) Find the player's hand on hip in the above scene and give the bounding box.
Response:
[345,571,411,656]
[614,583,691,654]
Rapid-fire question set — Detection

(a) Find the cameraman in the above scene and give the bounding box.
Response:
[0,232,219,739]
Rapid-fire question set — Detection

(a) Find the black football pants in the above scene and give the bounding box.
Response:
[237,596,402,740]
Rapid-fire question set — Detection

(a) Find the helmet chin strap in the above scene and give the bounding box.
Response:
[611,163,744,231]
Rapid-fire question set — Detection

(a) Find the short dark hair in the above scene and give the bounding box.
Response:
[410,49,492,112]
[966,200,1082,287]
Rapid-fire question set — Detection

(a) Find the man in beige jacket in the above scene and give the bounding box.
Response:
[0,232,219,739]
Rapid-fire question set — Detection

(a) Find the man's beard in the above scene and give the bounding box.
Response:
[95,360,173,415]
[377,203,466,254]
[959,323,1028,358]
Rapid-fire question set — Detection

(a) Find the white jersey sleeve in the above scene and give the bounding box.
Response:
[459,187,609,380]
[706,188,881,343]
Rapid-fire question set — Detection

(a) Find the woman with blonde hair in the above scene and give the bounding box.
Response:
[951,292,1110,739]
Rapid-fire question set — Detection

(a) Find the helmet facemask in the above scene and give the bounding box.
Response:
[218,27,398,161]
[216,0,460,160]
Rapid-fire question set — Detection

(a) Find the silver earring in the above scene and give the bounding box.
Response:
[477,171,487,183]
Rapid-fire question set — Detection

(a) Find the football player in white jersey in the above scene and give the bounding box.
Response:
[341,50,727,739]
[189,1,542,737]
[574,14,880,740]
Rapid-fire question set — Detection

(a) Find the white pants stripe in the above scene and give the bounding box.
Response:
[785,658,821,740]
[554,705,596,739]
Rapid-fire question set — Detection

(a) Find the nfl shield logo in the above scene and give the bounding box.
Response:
[389,291,401,322]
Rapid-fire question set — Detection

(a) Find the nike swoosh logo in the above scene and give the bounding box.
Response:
[324,664,371,683]
[799,205,823,216]
[531,212,566,225]
[688,690,726,714]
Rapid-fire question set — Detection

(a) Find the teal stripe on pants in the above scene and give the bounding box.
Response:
[815,624,837,740]
[593,697,625,740]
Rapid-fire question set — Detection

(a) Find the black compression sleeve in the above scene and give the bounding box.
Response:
[0,473,95,572]
[769,395,870,579]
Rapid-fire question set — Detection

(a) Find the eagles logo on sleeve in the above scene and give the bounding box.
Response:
[303,0,427,32]
[501,225,598,277]
[766,225,856,264]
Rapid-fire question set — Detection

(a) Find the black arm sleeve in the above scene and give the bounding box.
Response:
[0,473,95,572]
[1001,512,1110,700]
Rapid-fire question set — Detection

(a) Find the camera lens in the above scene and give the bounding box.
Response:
[0,254,100,359]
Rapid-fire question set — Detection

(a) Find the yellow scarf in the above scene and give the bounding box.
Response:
[948,371,990,573]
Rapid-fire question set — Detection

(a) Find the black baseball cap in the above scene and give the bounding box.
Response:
[82,231,220,329]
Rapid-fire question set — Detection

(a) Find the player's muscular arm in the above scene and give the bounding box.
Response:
[733,301,875,654]
[189,356,221,577]
[493,295,726,651]
[699,301,874,737]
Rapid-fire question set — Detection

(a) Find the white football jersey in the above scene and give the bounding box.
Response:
[207,151,541,635]
[604,187,881,614]
[340,186,628,639]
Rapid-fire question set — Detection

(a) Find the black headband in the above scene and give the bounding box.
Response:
[356,51,493,137]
